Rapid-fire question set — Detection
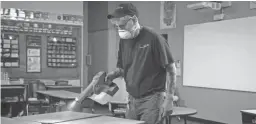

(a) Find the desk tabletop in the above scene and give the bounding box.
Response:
[1,86,24,89]
[109,100,128,104]
[170,107,197,116]
[58,115,145,124]
[241,109,256,115]
[15,111,101,123]
[1,117,40,124]
[1,84,27,86]
[36,90,79,100]
[46,85,81,88]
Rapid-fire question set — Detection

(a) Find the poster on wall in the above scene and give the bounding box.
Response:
[160,1,176,29]
[27,57,41,72]
[250,1,256,9]
[27,48,40,56]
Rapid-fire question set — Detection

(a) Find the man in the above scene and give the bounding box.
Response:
[106,3,177,124]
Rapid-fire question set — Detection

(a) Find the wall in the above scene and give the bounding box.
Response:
[106,1,256,124]
[1,1,84,79]
[1,1,83,15]
[87,2,109,81]
[83,2,89,88]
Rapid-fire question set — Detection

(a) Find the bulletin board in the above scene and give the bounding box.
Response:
[1,33,20,68]
[183,16,256,93]
[1,8,83,79]
[47,36,77,68]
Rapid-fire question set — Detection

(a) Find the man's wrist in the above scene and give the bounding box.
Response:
[107,68,123,81]
[165,93,174,101]
[113,68,124,78]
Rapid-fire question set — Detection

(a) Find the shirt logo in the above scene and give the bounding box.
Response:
[116,7,123,10]
[139,44,149,49]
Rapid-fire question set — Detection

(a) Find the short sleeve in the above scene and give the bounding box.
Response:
[116,40,123,69]
[153,34,175,68]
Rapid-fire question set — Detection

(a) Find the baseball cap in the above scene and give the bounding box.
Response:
[107,3,138,19]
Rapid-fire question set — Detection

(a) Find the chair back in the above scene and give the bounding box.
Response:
[27,80,46,98]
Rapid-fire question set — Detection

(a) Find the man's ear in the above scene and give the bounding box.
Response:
[132,15,138,23]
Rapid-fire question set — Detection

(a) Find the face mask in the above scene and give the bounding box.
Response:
[118,30,132,39]
[118,24,139,39]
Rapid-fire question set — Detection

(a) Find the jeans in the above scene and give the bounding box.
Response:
[126,92,165,124]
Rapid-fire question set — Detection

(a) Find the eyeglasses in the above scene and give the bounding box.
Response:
[110,17,132,30]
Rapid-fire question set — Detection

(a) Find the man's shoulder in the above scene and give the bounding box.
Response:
[142,26,159,36]
[142,26,166,44]
[143,26,164,40]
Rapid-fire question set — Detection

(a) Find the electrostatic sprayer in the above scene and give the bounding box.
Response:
[67,71,119,112]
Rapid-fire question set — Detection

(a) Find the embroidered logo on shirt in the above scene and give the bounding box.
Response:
[139,44,150,49]
[116,7,123,10]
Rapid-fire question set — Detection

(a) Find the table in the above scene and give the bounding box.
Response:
[36,90,79,100]
[1,84,28,117]
[108,101,127,117]
[241,109,256,124]
[36,90,79,112]
[166,107,197,124]
[1,86,24,89]
[15,111,144,124]
[46,85,81,93]
[1,86,25,101]
[15,111,101,124]
[1,117,40,124]
[55,115,145,124]
[1,84,27,98]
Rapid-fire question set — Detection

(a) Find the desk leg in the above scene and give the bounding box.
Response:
[169,116,172,124]
[165,116,171,124]
[184,116,187,124]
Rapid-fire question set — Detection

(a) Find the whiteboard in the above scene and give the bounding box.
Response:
[183,16,256,93]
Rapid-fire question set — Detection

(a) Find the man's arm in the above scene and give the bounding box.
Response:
[165,63,177,99]
[152,34,176,99]
[107,68,124,80]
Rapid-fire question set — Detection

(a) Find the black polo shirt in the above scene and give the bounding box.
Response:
[117,27,175,98]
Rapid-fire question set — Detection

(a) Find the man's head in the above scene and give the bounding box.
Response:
[107,3,141,39]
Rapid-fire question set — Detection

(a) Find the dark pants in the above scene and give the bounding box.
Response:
[126,92,165,124]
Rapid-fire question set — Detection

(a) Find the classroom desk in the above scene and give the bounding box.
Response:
[14,111,101,124]
[36,90,79,112]
[1,117,40,124]
[108,101,197,124]
[1,84,28,117]
[166,107,197,124]
[36,90,79,100]
[46,85,81,93]
[241,109,256,124]
[58,115,145,124]
[1,84,27,98]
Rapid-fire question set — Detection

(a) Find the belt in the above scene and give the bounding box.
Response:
[136,89,164,99]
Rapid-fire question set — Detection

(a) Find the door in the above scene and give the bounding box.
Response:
[87,30,109,83]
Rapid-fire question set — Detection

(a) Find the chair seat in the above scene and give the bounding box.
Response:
[113,108,126,114]
[28,98,49,104]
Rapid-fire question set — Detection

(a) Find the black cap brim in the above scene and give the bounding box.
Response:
[107,14,114,19]
[107,11,126,20]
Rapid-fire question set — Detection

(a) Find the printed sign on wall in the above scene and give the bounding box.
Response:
[27,56,41,72]
[250,1,256,9]
[160,1,176,29]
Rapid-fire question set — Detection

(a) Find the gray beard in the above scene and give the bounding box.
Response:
[131,25,141,39]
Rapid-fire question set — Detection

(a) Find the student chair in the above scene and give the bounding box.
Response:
[26,80,50,115]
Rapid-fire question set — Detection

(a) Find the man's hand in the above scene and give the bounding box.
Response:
[105,71,115,85]
[158,94,174,122]
[157,62,177,122]
[105,68,124,85]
